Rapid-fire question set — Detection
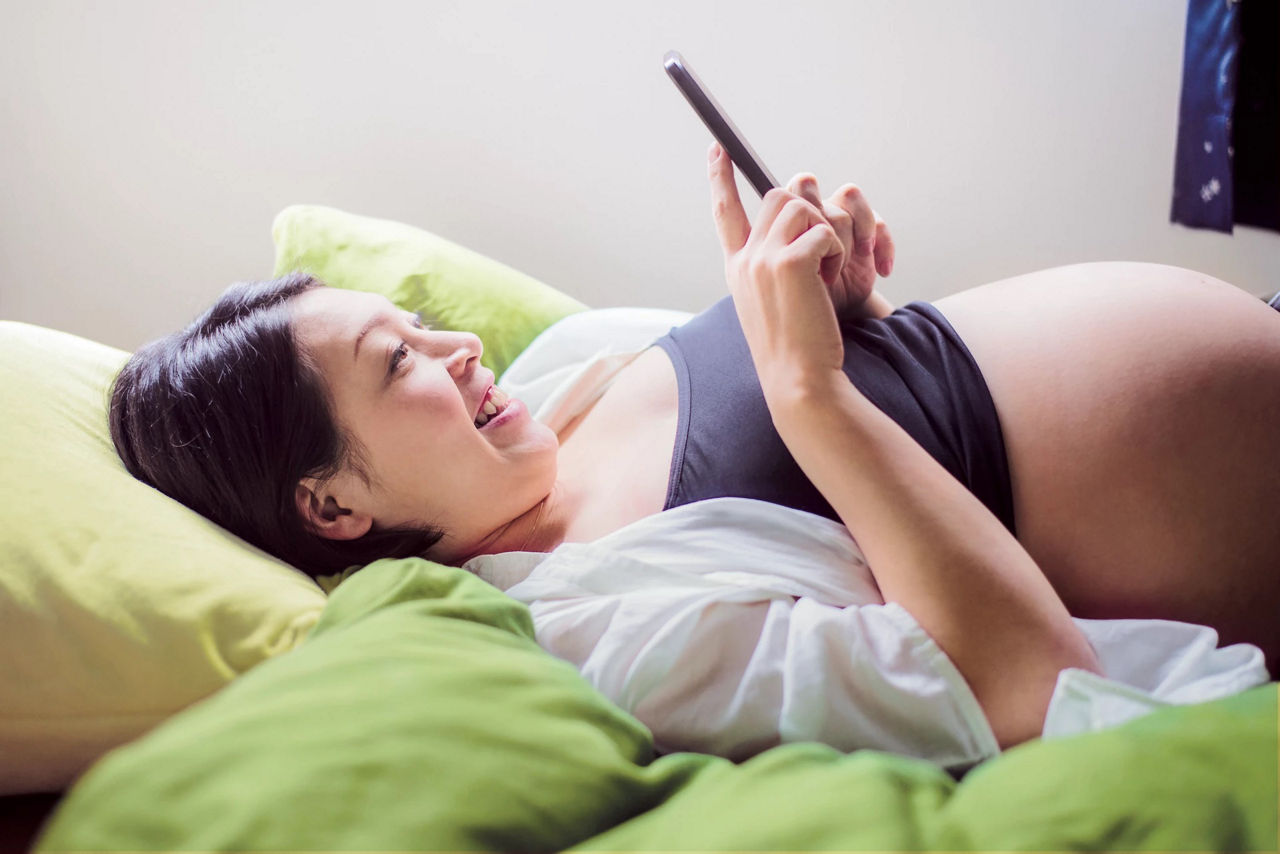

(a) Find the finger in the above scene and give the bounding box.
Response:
[792,173,853,249]
[787,172,824,209]
[708,142,751,255]
[833,184,877,257]
[744,186,803,255]
[789,173,850,282]
[873,217,895,276]
[765,197,828,250]
[768,199,843,283]
[819,200,853,259]
[783,221,844,283]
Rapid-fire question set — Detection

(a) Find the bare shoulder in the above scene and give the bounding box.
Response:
[556,344,680,544]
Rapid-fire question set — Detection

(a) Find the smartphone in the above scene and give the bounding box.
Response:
[664,50,779,198]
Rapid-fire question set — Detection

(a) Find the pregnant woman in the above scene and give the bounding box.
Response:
[110,142,1280,756]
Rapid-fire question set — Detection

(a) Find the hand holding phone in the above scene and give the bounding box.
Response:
[669,49,896,318]
[707,133,850,399]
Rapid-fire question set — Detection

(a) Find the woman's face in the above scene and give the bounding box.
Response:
[289,287,559,563]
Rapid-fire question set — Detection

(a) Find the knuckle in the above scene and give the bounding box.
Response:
[839,183,864,201]
[764,187,790,205]
[778,251,803,269]
[785,198,814,217]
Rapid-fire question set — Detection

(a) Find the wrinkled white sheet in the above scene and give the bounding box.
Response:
[463,307,1269,767]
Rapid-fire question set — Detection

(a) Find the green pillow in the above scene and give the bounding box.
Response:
[0,322,326,796]
[36,559,712,852]
[272,204,590,378]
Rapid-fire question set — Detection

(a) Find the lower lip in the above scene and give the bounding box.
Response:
[478,397,523,432]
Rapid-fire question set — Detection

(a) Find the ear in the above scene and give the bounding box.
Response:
[294,478,374,541]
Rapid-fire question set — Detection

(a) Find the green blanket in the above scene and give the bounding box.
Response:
[37,559,1278,852]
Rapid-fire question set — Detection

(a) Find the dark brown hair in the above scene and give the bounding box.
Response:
[108,272,447,578]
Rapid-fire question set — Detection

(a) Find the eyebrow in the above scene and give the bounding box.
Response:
[353,314,394,364]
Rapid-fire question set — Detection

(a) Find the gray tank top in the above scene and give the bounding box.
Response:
[649,295,1016,534]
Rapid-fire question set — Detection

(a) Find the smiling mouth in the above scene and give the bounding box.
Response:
[474,386,512,428]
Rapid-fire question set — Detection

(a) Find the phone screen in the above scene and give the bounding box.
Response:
[664,50,779,198]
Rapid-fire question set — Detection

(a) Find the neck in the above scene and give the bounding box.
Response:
[455,476,584,564]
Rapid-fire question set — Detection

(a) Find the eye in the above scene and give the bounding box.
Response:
[388,342,409,376]
[385,313,430,378]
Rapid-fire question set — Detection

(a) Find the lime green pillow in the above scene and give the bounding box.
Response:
[272,204,590,378]
[37,559,708,852]
[1,206,588,797]
[0,321,326,796]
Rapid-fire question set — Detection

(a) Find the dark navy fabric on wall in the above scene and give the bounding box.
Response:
[1171,0,1278,234]
[1231,0,1278,231]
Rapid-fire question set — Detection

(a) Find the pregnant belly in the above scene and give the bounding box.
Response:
[935,262,1280,668]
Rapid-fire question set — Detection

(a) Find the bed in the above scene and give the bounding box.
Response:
[1,205,1275,851]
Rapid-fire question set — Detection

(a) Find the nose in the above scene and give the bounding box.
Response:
[442,331,483,378]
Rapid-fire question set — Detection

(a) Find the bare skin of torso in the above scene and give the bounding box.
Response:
[552,262,1280,673]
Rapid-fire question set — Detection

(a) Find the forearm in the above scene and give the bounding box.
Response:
[769,373,1101,750]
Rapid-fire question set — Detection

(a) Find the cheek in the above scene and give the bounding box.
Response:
[400,395,482,464]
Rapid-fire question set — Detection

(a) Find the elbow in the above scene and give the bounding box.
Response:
[984,637,1104,752]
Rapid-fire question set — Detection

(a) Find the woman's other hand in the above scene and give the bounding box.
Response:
[707,141,847,398]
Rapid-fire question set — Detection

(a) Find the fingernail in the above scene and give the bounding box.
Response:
[708,143,719,163]
[886,258,894,276]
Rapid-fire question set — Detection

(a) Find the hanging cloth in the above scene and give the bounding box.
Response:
[1171,0,1278,234]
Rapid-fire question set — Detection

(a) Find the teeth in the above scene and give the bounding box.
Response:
[475,387,510,428]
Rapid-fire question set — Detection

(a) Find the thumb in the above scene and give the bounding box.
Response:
[708,142,750,255]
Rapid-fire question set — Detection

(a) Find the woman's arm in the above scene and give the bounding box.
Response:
[705,142,1101,750]
[768,372,1101,750]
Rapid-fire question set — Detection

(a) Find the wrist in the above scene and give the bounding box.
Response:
[761,368,856,426]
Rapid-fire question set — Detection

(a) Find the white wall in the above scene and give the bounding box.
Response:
[3,0,1277,352]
